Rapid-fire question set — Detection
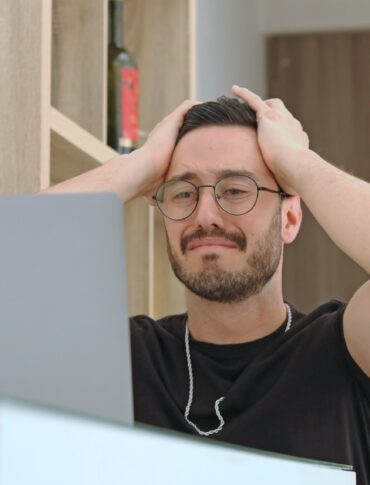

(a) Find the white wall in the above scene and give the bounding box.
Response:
[195,0,265,101]
[195,0,370,101]
[259,0,370,34]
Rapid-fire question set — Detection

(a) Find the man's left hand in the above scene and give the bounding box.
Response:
[231,85,310,194]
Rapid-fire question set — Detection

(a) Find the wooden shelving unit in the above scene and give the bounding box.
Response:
[50,107,117,184]
[1,0,189,319]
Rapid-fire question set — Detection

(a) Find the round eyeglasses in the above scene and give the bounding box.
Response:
[152,175,290,221]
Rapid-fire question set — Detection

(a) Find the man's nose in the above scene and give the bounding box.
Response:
[192,186,226,228]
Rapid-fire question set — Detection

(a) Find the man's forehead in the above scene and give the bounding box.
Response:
[167,124,269,182]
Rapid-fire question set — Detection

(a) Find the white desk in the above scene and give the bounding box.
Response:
[0,398,355,485]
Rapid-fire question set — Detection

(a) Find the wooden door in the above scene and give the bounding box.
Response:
[267,32,370,312]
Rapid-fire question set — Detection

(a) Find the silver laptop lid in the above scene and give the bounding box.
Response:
[0,193,133,425]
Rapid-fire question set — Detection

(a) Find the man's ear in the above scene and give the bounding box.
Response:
[281,195,302,244]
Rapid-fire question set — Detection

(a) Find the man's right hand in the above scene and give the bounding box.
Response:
[135,99,199,202]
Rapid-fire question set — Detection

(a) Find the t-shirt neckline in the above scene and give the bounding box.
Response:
[186,303,297,359]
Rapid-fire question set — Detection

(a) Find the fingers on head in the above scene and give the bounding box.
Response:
[160,100,196,122]
[166,99,200,123]
[231,85,266,111]
[179,99,200,112]
[265,99,302,125]
[295,119,304,130]
[265,98,286,109]
[303,131,310,147]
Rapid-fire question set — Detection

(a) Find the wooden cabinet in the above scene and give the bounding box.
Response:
[0,0,189,319]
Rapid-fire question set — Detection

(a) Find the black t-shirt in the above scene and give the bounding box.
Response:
[130,300,370,485]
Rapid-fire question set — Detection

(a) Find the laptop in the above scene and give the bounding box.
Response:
[0,192,133,425]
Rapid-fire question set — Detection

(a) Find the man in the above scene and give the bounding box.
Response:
[42,86,370,484]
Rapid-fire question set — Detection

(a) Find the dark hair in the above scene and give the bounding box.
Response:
[176,96,257,144]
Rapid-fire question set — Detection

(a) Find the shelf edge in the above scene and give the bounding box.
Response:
[50,106,117,164]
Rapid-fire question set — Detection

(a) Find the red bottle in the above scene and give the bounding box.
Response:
[107,0,139,154]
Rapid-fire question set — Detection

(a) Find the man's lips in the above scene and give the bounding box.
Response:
[188,238,238,251]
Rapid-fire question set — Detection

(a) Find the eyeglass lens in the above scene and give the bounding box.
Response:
[156,176,258,220]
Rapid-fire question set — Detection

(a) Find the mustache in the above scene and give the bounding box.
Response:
[181,228,247,254]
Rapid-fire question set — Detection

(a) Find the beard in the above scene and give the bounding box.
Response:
[166,207,283,304]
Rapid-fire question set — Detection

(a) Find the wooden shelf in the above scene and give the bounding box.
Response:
[2,0,189,318]
[50,107,117,185]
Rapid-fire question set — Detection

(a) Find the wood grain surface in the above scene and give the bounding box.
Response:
[52,0,106,140]
[267,31,370,312]
[0,0,51,194]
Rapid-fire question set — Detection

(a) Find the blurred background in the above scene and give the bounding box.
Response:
[1,0,369,318]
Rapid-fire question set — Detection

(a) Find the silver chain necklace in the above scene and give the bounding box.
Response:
[184,303,292,436]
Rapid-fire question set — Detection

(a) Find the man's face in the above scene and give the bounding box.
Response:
[163,125,284,304]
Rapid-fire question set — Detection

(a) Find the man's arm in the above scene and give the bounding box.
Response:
[279,147,370,275]
[232,85,370,377]
[40,100,197,203]
[40,147,152,203]
[287,148,370,378]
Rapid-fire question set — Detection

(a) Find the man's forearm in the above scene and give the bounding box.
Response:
[289,148,370,274]
[39,148,149,204]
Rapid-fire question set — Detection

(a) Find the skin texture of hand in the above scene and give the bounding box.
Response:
[231,85,310,194]
[139,99,200,203]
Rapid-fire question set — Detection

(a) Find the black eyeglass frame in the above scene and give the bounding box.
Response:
[152,175,291,221]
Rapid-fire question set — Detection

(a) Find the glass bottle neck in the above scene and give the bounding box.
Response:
[109,0,124,47]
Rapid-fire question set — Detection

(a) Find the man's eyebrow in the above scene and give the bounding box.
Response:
[167,169,260,183]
